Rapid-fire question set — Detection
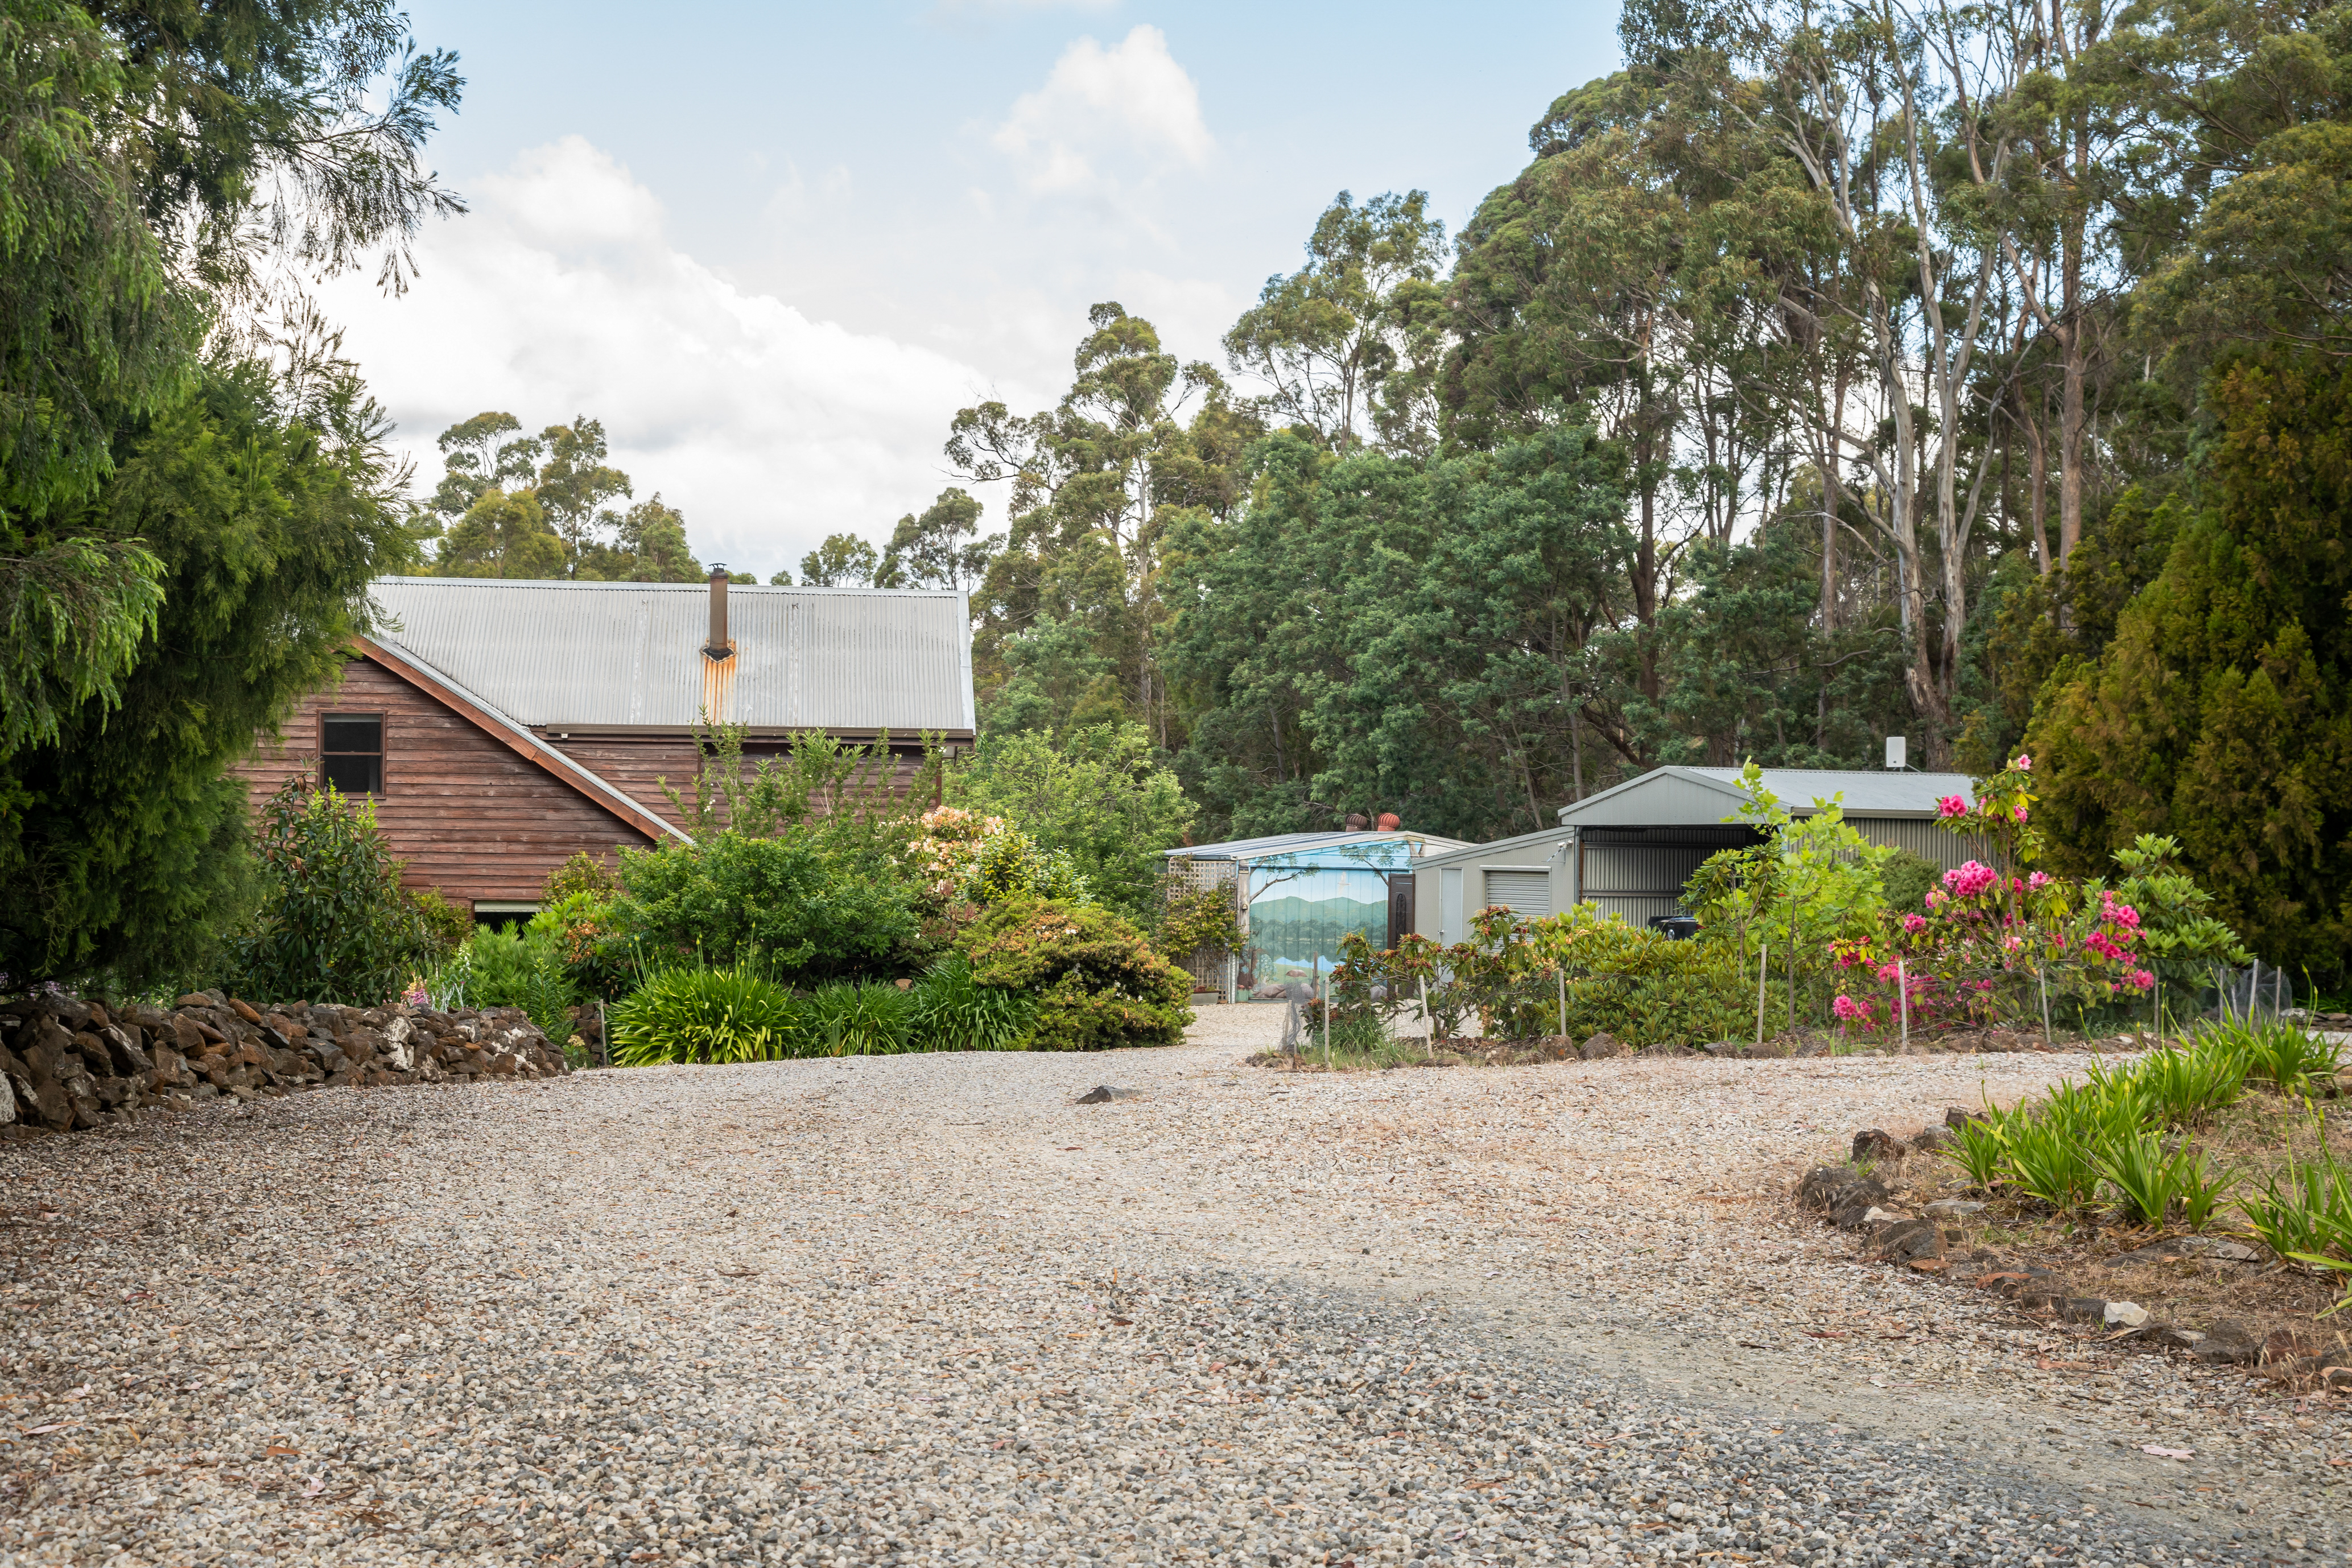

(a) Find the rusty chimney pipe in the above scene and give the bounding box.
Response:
[704,565,732,661]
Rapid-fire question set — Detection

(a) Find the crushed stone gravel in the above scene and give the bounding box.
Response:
[1,1010,2343,1567]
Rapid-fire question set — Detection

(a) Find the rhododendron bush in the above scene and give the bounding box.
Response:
[1826,758,2246,1037]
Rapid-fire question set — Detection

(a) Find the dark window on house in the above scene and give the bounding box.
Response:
[320,713,384,795]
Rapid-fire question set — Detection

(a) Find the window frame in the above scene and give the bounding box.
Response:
[318,710,387,797]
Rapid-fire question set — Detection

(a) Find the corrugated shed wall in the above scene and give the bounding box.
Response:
[1578,841,1717,926]
[1852,817,1990,870]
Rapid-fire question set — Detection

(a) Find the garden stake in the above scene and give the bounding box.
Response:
[1557,967,1567,1041]
[2275,965,2284,1021]
[1755,943,1769,1050]
[1898,957,1909,1049]
[1420,975,1432,1059]
[2037,966,2050,1049]
[1322,970,1331,1069]
[1786,885,1798,1031]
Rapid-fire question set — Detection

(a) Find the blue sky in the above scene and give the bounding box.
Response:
[327,1,1625,579]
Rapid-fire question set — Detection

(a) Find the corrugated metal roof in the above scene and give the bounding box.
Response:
[1163,830,1473,864]
[1558,766,1976,827]
[367,577,976,735]
[1414,824,1574,870]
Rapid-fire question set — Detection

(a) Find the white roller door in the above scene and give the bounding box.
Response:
[1484,869,1552,919]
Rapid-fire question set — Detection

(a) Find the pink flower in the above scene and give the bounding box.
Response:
[2014,753,2032,772]
[1937,794,1969,819]
[2128,968,2155,991]
[1901,913,1928,935]
[2027,871,2052,890]
[2012,802,2029,823]
[1942,861,1999,900]
[1833,995,1876,1029]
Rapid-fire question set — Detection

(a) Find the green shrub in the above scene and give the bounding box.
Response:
[1447,905,1756,1046]
[908,954,1035,1051]
[229,776,438,1004]
[1877,851,1941,922]
[528,891,630,1000]
[609,966,806,1065]
[806,979,917,1055]
[957,897,1192,1051]
[614,828,922,986]
[463,926,576,1039]
[411,888,474,965]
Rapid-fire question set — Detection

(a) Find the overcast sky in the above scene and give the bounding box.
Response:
[320,1,1625,582]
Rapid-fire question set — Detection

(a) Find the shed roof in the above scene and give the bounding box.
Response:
[368,576,976,736]
[1557,766,1976,827]
[1163,830,1472,864]
[1412,823,1575,870]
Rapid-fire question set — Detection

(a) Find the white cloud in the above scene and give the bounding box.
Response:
[992,24,1212,195]
[315,137,996,579]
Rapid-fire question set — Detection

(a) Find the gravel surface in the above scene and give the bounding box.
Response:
[3,1009,2345,1567]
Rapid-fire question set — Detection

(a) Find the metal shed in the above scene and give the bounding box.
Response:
[1164,830,1471,999]
[1412,766,1983,936]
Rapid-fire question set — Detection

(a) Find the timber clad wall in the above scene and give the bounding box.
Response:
[236,657,654,904]
[539,738,704,836]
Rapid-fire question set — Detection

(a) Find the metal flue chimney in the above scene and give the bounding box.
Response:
[704,565,733,661]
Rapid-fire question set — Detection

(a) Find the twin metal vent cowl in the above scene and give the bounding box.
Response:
[704,566,733,662]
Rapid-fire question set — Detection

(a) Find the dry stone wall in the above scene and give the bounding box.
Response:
[0,991,568,1138]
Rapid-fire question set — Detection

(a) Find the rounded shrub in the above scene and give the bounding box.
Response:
[956,897,1192,1051]
[609,966,806,1065]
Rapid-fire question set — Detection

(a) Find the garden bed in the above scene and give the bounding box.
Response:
[1243,1024,2145,1072]
[1801,1034,2352,1394]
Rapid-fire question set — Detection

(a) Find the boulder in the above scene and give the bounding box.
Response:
[1867,1218,1946,1264]
[1578,1033,1627,1060]
[1851,1128,1906,1165]
[1908,1125,1956,1155]
[1798,1165,1891,1231]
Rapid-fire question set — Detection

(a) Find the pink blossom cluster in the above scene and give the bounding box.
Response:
[1901,912,1928,934]
[1942,860,2001,899]
[2013,753,2032,773]
[1936,794,1970,820]
[1832,994,1877,1028]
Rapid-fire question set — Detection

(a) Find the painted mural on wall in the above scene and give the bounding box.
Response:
[1239,861,1398,985]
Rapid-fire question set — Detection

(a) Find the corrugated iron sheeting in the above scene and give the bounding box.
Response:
[1578,842,1715,899]
[1588,895,1686,927]
[1856,816,1991,870]
[368,577,974,733]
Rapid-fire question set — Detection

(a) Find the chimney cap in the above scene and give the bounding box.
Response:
[708,563,728,579]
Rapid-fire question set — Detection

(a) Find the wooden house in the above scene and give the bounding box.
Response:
[236,571,976,918]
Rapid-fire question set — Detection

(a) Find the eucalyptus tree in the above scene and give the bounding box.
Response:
[1222,191,1450,454]
[946,303,1250,743]
[1627,0,2029,764]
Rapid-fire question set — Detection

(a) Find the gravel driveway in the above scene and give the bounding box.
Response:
[3,1006,2343,1567]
